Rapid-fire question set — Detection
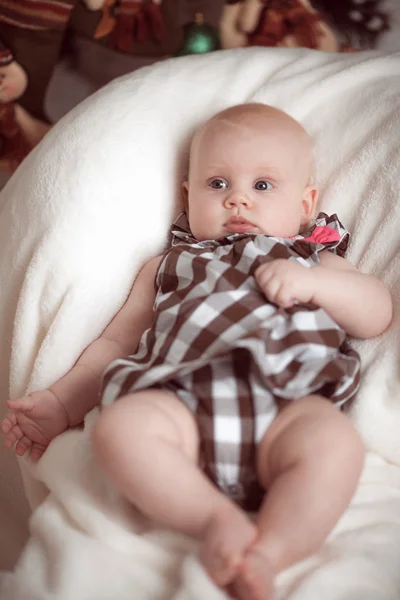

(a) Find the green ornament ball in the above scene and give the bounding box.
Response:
[176,19,220,56]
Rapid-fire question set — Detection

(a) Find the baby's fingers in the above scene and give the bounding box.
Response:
[1,411,17,434]
[264,278,282,303]
[275,286,295,308]
[1,410,18,433]
[7,397,35,413]
[3,422,24,449]
[29,443,46,463]
[255,262,274,282]
[255,266,273,288]
[15,435,33,457]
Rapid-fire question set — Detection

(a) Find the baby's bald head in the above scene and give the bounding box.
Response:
[189,103,315,185]
[183,103,318,241]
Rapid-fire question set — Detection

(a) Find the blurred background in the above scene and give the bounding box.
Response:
[0,0,399,187]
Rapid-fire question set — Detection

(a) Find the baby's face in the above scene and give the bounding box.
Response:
[183,108,317,241]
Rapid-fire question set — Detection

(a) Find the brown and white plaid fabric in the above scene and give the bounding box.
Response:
[101,212,360,510]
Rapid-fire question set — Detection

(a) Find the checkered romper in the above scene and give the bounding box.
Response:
[101,212,360,511]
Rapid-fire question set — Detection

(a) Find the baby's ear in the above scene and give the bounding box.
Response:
[182,181,189,212]
[301,185,318,225]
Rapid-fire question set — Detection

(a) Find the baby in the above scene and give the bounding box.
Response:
[2,103,392,600]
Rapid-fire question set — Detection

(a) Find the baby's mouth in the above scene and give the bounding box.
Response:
[224,216,257,233]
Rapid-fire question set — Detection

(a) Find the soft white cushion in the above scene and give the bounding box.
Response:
[1,47,399,457]
[1,47,400,596]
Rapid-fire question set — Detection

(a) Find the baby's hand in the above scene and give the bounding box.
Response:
[255,259,316,308]
[1,390,69,462]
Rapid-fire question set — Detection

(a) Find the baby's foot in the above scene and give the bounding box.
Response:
[232,546,275,600]
[200,506,257,587]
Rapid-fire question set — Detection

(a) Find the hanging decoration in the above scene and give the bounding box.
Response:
[177,12,220,55]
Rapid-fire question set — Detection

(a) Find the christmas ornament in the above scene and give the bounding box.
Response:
[176,12,220,56]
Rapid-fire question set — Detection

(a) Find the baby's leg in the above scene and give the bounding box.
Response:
[91,390,256,586]
[233,395,365,600]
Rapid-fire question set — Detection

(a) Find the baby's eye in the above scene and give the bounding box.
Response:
[209,179,227,190]
[254,180,272,191]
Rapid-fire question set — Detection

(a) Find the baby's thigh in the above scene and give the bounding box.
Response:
[255,395,348,488]
[95,389,200,464]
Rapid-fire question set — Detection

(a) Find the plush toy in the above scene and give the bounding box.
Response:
[107,0,166,52]
[0,0,169,172]
[220,0,338,51]
[0,40,50,172]
[0,43,27,104]
[0,1,79,172]
[0,0,390,173]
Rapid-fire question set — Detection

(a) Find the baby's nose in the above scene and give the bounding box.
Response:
[225,191,251,207]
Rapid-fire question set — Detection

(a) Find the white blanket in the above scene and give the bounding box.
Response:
[1,47,400,598]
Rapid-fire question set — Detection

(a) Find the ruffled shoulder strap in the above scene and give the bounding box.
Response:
[295,212,350,257]
[167,212,198,246]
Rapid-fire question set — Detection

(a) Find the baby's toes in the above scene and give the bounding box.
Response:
[233,548,275,600]
[15,435,33,456]
[201,509,257,586]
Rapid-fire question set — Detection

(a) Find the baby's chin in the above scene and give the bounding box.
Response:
[193,225,299,240]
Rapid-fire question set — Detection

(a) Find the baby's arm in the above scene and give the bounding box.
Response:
[2,255,162,460]
[314,251,392,338]
[49,255,162,426]
[255,252,392,339]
